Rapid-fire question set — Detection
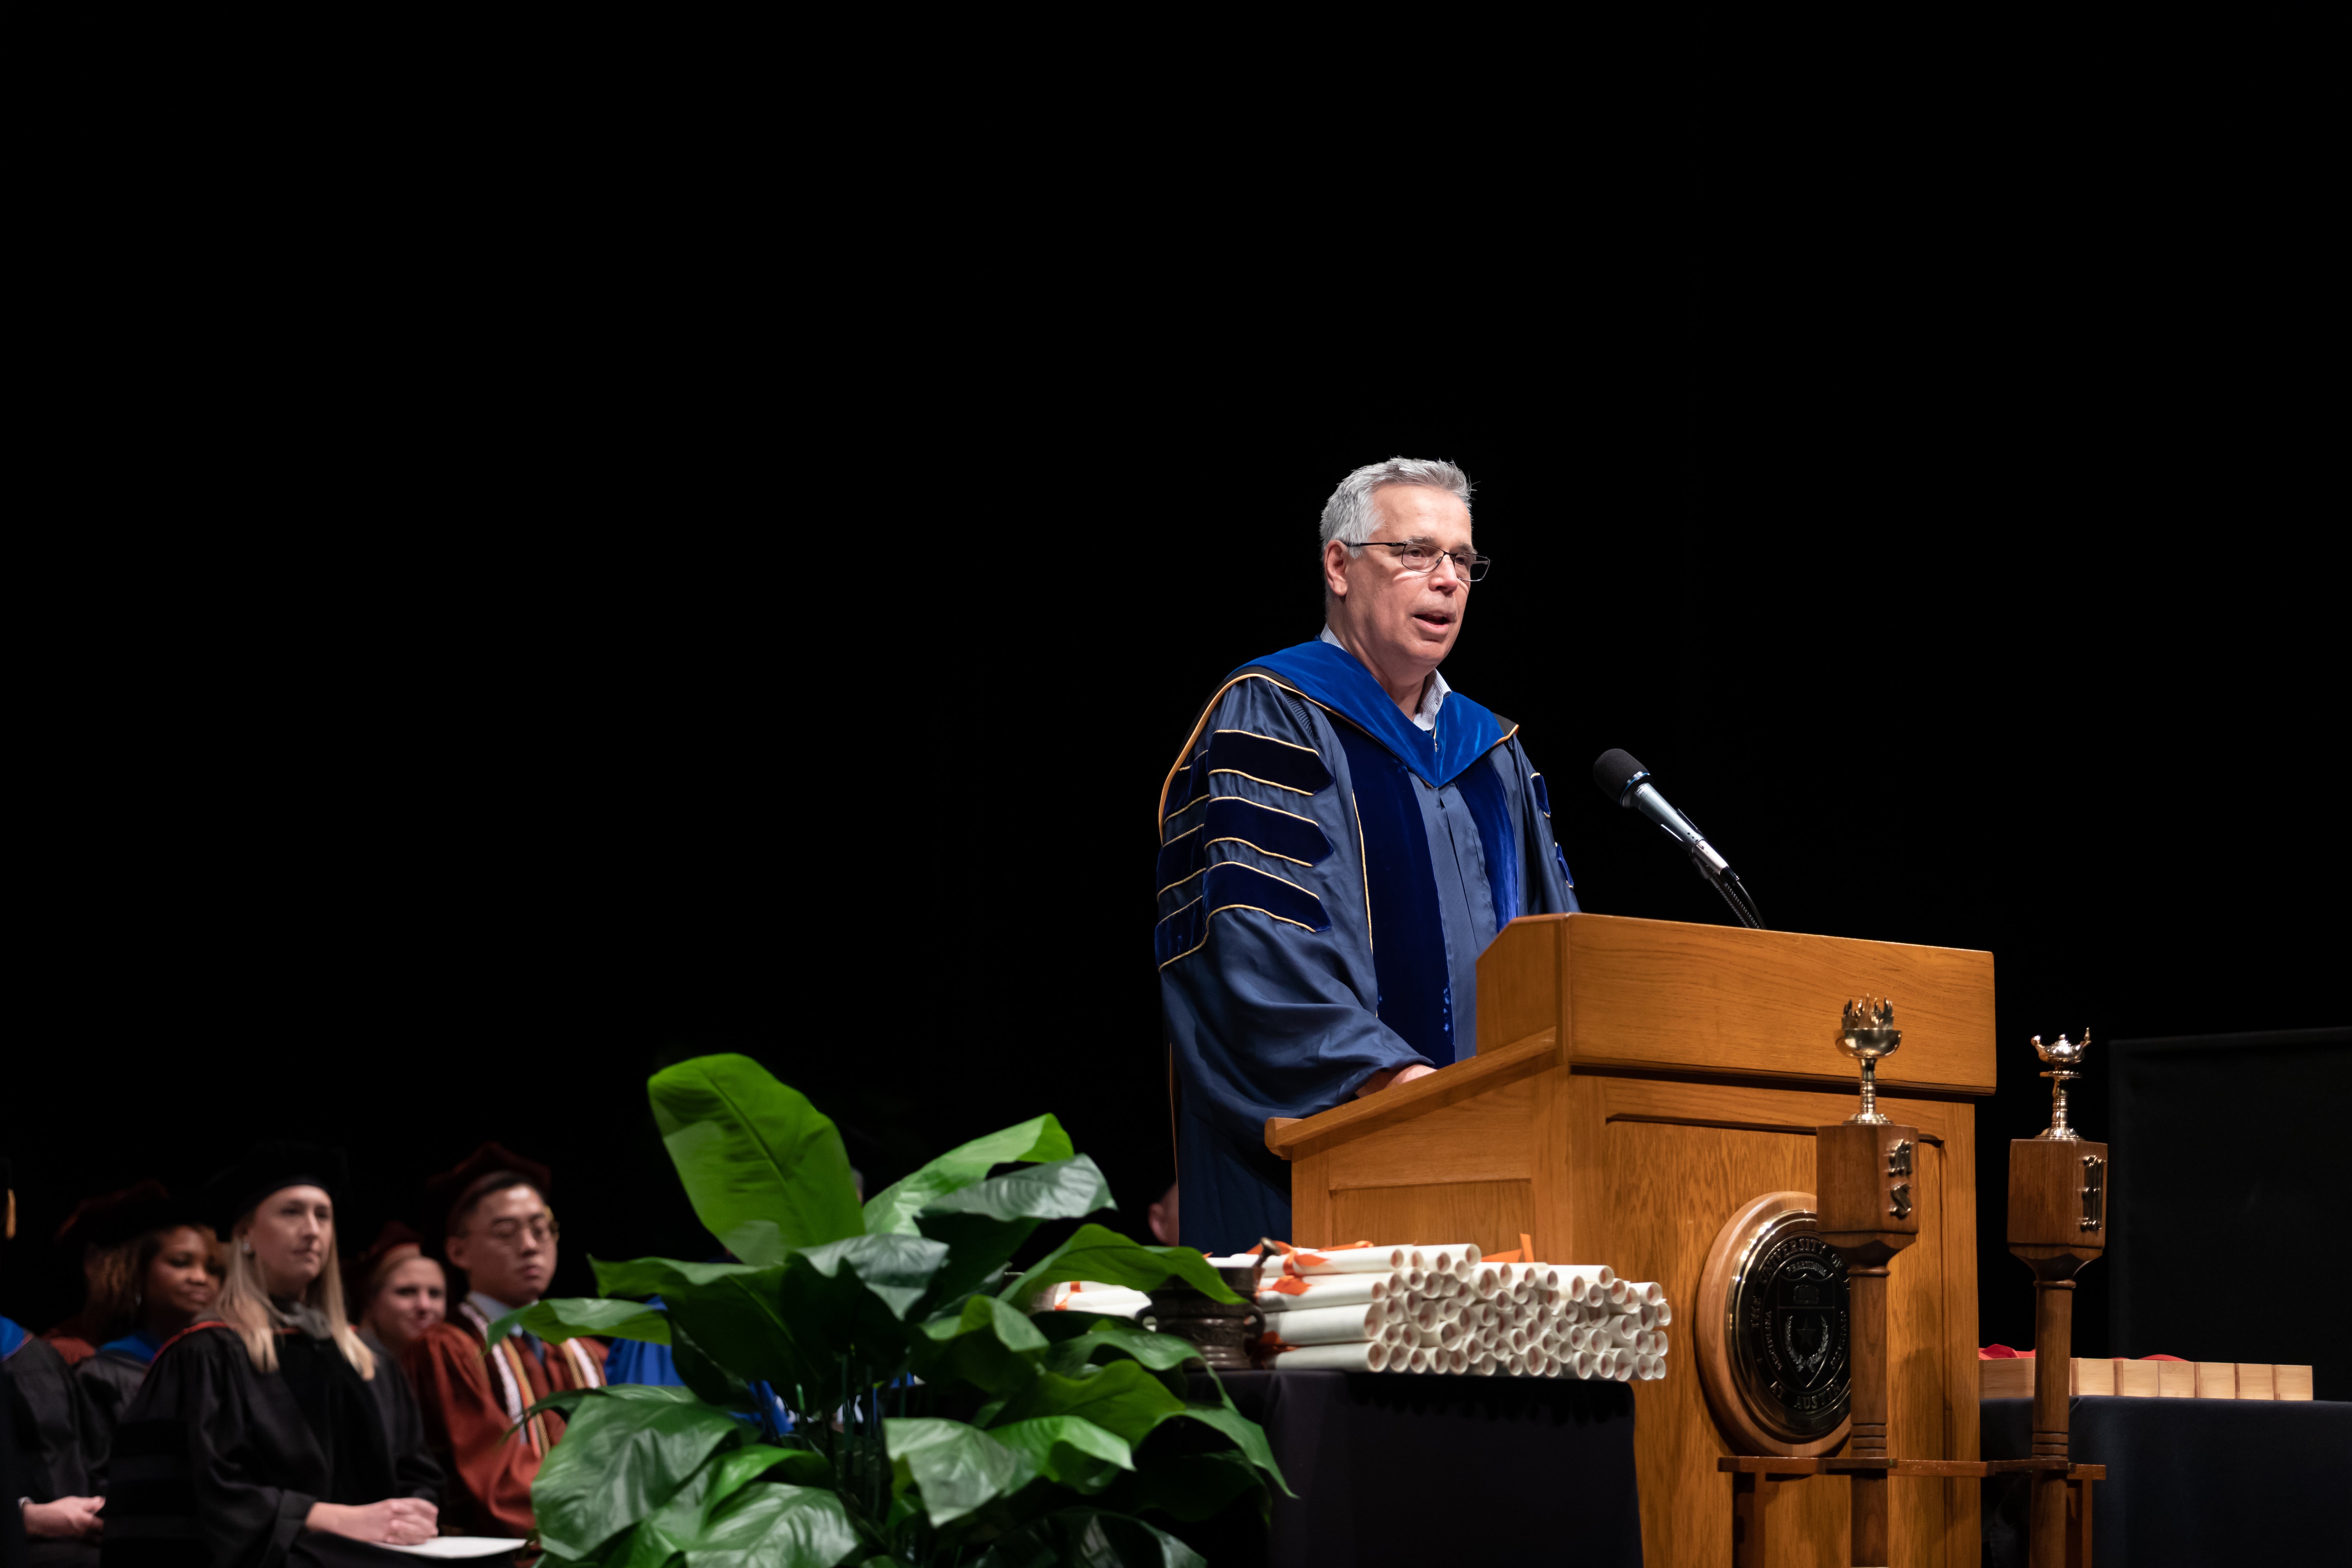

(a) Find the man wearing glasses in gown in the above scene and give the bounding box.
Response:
[405,1143,607,1540]
[1155,458,1581,1254]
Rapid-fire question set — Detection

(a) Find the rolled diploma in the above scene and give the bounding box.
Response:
[1654,1300,1674,1326]
[1273,1302,1386,1346]
[1619,1280,1665,1306]
[1410,1244,1483,1276]
[1607,1315,1639,1346]
[1287,1246,1410,1275]
[1547,1264,1615,1292]
[1259,1274,1390,1311]
[1272,1341,1385,1372]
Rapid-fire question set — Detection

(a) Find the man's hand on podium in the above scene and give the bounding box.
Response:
[1356,1064,1437,1098]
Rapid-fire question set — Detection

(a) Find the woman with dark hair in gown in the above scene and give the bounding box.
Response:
[101,1145,443,1568]
[72,1206,223,1467]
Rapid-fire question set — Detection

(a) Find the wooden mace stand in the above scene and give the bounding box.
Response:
[2007,1133,2110,1567]
[1723,1122,2105,1565]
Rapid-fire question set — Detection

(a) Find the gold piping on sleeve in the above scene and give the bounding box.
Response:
[1155,893,1203,927]
[1352,782,1372,950]
[1156,866,1207,899]
[1202,835,1319,870]
[1156,901,1326,969]
[1210,727,1324,757]
[1156,672,1323,830]
[1209,858,1318,896]
[1205,767,1315,797]
[1160,820,1202,847]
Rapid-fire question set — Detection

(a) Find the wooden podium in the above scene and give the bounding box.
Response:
[1265,913,1997,1567]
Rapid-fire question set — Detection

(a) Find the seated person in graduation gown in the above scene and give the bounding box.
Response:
[42,1183,178,1369]
[73,1199,222,1471]
[8,1305,106,1562]
[1156,457,1579,1253]
[342,1225,443,1374]
[5,1154,105,1563]
[404,1145,605,1540]
[102,1143,442,1567]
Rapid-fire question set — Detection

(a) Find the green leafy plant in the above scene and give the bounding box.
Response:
[492,1054,1284,1566]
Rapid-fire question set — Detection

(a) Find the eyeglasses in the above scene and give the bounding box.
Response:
[480,1216,560,1247]
[1349,539,1491,582]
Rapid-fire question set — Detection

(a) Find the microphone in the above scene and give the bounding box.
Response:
[1590,749,1763,929]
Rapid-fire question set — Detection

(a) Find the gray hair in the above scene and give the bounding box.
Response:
[1318,456,1474,547]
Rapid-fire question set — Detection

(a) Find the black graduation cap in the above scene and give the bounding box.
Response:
[200,1142,350,1235]
[56,1180,196,1252]
[422,1142,553,1241]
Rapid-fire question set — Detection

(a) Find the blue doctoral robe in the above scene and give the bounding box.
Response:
[1155,640,1579,1253]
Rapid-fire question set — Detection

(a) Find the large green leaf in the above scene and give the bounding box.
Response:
[1043,1322,1204,1377]
[1117,1448,1265,1523]
[884,1418,1036,1527]
[531,1386,747,1560]
[862,1115,1073,1236]
[769,1233,950,1377]
[998,1224,1242,1308]
[487,1296,671,1351]
[987,1415,1134,1493]
[914,1295,1049,1396]
[915,1156,1118,1305]
[601,1442,830,1568]
[971,1507,1206,1568]
[685,1482,861,1568]
[1153,1402,1291,1496]
[985,1362,1187,1446]
[649,1055,865,1264]
[593,1257,815,1393]
[791,1234,950,1320]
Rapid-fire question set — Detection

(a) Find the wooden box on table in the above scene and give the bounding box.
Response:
[1264,913,1996,1568]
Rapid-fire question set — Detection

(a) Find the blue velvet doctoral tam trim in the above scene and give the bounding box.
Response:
[1331,722,1456,1066]
[1238,642,1507,789]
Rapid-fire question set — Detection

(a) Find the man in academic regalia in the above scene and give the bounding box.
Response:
[403,1146,604,1540]
[1156,457,1581,1253]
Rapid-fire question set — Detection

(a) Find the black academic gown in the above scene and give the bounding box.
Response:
[101,1324,438,1568]
[6,1336,101,1568]
[73,1352,145,1491]
[346,1335,436,1507]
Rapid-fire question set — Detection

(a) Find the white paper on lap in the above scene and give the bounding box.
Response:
[378,1539,530,1559]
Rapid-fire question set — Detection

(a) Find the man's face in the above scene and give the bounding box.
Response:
[1325,484,1475,676]
[445,1184,556,1308]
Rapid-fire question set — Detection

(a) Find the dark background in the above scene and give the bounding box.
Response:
[5,137,2343,1387]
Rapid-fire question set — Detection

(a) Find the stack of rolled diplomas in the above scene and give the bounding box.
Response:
[1247,1244,1673,1380]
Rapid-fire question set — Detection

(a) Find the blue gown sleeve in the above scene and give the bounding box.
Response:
[1157,679,1430,1158]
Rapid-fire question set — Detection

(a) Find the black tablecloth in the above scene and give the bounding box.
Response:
[1981,1396,2352,1566]
[1176,1371,1642,1566]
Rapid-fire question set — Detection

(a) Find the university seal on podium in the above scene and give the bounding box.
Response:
[1696,1191,1854,1457]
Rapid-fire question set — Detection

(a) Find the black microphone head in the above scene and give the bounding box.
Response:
[1592,749,1650,807]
